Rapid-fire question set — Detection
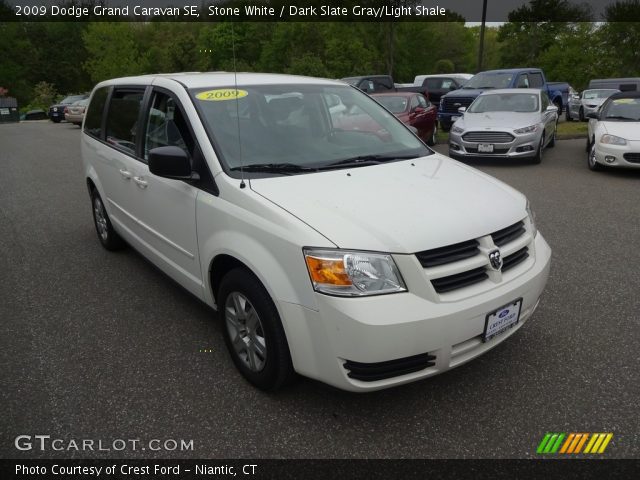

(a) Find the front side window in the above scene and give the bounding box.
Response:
[144,92,194,161]
[105,89,144,156]
[529,73,544,88]
[190,84,430,177]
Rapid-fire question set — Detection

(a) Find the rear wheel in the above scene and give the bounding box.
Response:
[565,107,572,122]
[548,123,556,148]
[427,123,437,146]
[218,268,295,391]
[91,190,124,250]
[553,99,563,116]
[579,107,585,122]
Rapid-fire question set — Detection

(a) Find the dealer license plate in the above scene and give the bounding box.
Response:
[483,298,522,342]
[478,143,494,153]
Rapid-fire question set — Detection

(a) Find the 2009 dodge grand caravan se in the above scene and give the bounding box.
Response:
[81,73,551,392]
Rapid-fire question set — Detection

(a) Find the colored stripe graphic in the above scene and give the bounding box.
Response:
[538,433,613,454]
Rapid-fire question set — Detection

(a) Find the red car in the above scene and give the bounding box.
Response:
[372,92,438,145]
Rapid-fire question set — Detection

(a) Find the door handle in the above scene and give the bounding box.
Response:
[133,176,148,189]
[119,168,132,179]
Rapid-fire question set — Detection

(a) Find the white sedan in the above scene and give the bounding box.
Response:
[587,92,640,171]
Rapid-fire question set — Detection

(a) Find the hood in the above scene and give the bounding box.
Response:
[602,121,640,141]
[457,111,540,130]
[249,154,526,253]
[444,88,484,99]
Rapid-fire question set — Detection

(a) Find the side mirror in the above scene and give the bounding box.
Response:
[413,106,425,114]
[458,106,466,113]
[149,146,199,181]
[586,112,599,120]
[547,105,558,112]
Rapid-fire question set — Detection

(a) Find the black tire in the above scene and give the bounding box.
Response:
[553,99,563,117]
[565,107,572,122]
[51,118,61,123]
[585,136,591,153]
[90,189,124,251]
[587,144,603,171]
[532,135,544,164]
[440,123,451,133]
[548,123,556,148]
[427,123,437,146]
[579,107,585,122]
[218,268,295,391]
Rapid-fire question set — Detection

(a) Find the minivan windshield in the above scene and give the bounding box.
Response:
[190,84,431,176]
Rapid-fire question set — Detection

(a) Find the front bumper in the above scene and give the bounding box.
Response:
[593,140,640,168]
[449,130,541,158]
[278,233,551,392]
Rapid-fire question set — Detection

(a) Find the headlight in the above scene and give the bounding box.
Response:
[526,200,537,237]
[600,134,627,145]
[451,125,464,134]
[303,248,407,297]
[514,124,539,134]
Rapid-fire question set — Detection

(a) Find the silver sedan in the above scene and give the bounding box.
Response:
[448,89,558,164]
[567,89,619,122]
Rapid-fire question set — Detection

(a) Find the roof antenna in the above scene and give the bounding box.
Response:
[231,21,246,189]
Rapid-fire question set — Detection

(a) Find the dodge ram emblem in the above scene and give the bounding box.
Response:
[488,249,503,271]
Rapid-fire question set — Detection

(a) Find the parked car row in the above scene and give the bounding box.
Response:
[48,94,88,123]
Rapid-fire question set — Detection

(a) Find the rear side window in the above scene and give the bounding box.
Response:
[84,87,109,139]
[529,73,544,88]
[105,89,144,156]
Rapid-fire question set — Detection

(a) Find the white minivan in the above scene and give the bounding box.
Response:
[81,73,551,392]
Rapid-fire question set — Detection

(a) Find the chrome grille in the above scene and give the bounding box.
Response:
[462,131,515,143]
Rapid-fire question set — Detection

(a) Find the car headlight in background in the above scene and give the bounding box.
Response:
[600,134,627,145]
[526,200,537,237]
[451,125,464,134]
[303,248,407,296]
[514,124,539,134]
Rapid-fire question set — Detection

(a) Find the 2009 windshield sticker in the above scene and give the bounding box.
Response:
[196,89,248,101]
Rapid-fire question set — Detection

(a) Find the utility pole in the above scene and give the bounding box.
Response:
[477,0,488,72]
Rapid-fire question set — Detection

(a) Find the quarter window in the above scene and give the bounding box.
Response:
[84,87,109,139]
[105,89,144,156]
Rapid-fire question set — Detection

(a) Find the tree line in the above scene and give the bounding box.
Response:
[1,0,639,110]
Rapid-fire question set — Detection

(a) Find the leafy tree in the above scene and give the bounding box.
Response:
[434,59,455,73]
[597,1,640,77]
[498,0,593,67]
[83,23,146,83]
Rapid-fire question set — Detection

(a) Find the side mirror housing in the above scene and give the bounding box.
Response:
[148,146,199,181]
[458,106,467,114]
[586,112,599,120]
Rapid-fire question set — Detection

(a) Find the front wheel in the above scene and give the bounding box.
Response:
[565,108,572,122]
[219,269,295,391]
[588,144,603,171]
[427,123,437,146]
[579,107,585,122]
[532,135,544,164]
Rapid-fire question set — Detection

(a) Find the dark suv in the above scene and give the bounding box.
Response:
[48,94,88,123]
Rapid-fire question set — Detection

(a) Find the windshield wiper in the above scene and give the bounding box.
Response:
[604,115,637,121]
[321,154,420,169]
[229,163,318,174]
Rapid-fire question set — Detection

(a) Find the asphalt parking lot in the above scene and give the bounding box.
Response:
[1,121,639,459]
